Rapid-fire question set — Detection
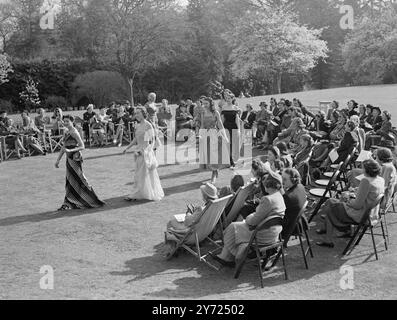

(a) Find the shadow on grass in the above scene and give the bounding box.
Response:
[0,180,208,227]
[110,239,348,299]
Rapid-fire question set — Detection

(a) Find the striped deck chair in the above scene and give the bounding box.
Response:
[223,183,255,229]
[165,194,233,270]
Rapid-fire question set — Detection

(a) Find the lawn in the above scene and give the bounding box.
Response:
[0,141,396,299]
[1,83,397,299]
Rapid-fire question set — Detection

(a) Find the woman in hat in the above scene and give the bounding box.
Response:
[316,159,384,248]
[210,172,286,267]
[164,183,218,256]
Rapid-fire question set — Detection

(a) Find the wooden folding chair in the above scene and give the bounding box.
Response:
[317,154,353,191]
[0,135,19,160]
[308,166,342,223]
[343,194,387,260]
[44,123,65,153]
[223,183,255,228]
[271,201,312,270]
[378,190,396,247]
[165,195,233,270]
[234,216,288,288]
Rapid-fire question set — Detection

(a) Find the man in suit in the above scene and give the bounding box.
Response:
[241,104,256,129]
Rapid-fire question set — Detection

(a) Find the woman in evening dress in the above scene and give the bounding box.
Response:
[55,115,104,211]
[123,107,164,201]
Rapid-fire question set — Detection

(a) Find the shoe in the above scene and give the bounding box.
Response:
[209,253,235,268]
[113,139,117,145]
[124,197,137,202]
[316,241,335,248]
[118,143,122,148]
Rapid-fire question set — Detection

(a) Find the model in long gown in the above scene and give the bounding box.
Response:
[62,132,104,209]
[127,120,164,201]
[198,109,229,172]
[222,109,240,167]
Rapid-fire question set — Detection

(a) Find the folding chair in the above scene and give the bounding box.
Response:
[343,194,387,260]
[233,216,288,288]
[379,190,396,247]
[308,166,342,223]
[271,201,312,270]
[0,135,19,160]
[324,147,357,178]
[44,123,65,153]
[223,183,255,228]
[317,154,353,191]
[165,195,233,270]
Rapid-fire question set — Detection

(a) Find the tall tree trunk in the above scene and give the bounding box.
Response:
[277,72,282,94]
[128,78,134,106]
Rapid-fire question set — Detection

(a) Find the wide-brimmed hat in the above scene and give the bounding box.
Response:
[200,183,218,200]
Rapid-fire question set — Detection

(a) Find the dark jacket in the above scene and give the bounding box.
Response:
[336,131,358,163]
[281,184,307,240]
[241,111,256,129]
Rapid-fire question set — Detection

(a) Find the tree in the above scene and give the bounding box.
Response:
[342,7,397,84]
[0,2,19,53]
[71,70,129,107]
[0,53,13,85]
[19,77,41,111]
[227,8,328,93]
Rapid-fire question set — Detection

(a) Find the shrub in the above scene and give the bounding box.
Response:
[0,99,15,113]
[43,95,69,111]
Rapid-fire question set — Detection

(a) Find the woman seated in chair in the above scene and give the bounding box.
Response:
[164,183,218,256]
[276,142,293,169]
[50,107,64,136]
[321,120,359,170]
[316,159,385,248]
[293,134,314,185]
[262,146,284,172]
[0,118,28,158]
[218,175,245,198]
[210,171,286,267]
[281,168,308,241]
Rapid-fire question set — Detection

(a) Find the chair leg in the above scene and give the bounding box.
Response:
[370,227,379,260]
[270,250,282,268]
[234,247,249,279]
[343,225,362,255]
[355,225,368,246]
[255,247,264,288]
[383,213,390,246]
[308,198,325,223]
[281,246,288,280]
[298,234,309,269]
[304,228,314,258]
[379,219,388,251]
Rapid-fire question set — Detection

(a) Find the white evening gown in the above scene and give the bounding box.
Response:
[129,120,164,201]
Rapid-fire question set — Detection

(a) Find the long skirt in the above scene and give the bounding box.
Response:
[199,129,229,171]
[321,199,355,232]
[63,154,104,209]
[224,221,282,260]
[129,153,164,201]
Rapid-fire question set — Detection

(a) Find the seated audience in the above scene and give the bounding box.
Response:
[34,108,50,131]
[276,142,293,169]
[211,171,286,267]
[50,107,64,135]
[241,104,256,129]
[263,146,284,172]
[83,104,96,143]
[281,168,308,240]
[164,183,218,256]
[0,118,28,158]
[218,175,245,198]
[316,159,385,248]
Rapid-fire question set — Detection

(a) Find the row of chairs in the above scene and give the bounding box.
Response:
[166,183,313,288]
[307,148,392,260]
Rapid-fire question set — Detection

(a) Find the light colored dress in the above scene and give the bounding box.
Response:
[198,109,229,171]
[129,120,164,201]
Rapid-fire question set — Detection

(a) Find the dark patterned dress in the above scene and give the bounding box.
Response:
[62,132,104,209]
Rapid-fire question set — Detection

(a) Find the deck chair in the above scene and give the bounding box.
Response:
[343,194,387,260]
[223,183,255,228]
[165,194,233,270]
[271,201,312,270]
[233,216,287,288]
[308,166,342,223]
